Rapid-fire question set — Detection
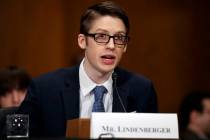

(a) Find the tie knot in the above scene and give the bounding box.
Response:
[92,86,107,101]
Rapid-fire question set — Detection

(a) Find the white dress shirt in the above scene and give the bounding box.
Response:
[79,59,113,118]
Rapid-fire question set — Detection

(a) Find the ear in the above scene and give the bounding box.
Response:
[78,34,86,50]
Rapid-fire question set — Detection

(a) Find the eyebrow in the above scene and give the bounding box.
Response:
[94,28,126,35]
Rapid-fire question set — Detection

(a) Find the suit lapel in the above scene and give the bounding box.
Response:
[61,67,80,120]
[61,66,130,117]
[112,68,129,112]
[112,86,129,112]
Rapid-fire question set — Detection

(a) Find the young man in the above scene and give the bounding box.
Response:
[0,66,31,108]
[179,91,210,140]
[18,1,158,137]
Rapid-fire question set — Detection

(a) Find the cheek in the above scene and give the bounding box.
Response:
[116,49,125,59]
[200,115,210,125]
[18,90,27,97]
[86,48,97,60]
[85,44,101,58]
[206,115,210,122]
[0,96,12,107]
[20,93,26,101]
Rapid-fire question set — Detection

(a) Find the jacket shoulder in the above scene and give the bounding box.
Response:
[32,66,79,88]
[115,67,152,86]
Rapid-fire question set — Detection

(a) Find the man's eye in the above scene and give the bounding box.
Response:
[96,34,107,38]
[115,36,124,40]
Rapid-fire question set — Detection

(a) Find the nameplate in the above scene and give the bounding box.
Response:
[90,113,179,139]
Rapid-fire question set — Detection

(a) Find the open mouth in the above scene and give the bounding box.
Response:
[101,55,115,59]
[101,55,116,65]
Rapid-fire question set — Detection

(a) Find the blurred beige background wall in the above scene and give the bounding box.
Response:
[0,0,210,113]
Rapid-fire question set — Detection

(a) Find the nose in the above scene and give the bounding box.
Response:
[12,91,20,106]
[106,38,115,49]
[11,90,24,106]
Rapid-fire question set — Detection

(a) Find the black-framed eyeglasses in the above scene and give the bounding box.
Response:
[84,33,129,47]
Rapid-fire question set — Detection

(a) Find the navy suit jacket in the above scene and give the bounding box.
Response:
[18,66,158,137]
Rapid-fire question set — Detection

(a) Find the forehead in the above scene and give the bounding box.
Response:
[89,15,126,33]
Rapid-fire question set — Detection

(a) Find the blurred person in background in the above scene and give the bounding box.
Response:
[0,65,31,137]
[0,66,31,108]
[179,90,210,140]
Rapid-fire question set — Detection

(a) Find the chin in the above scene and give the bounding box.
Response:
[101,66,115,73]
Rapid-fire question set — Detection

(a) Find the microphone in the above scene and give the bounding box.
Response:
[112,72,127,112]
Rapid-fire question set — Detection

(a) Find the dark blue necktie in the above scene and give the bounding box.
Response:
[92,86,107,112]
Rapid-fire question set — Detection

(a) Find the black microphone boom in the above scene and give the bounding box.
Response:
[112,72,127,112]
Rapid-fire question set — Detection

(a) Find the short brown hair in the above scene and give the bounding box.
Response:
[0,66,31,96]
[80,1,130,34]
